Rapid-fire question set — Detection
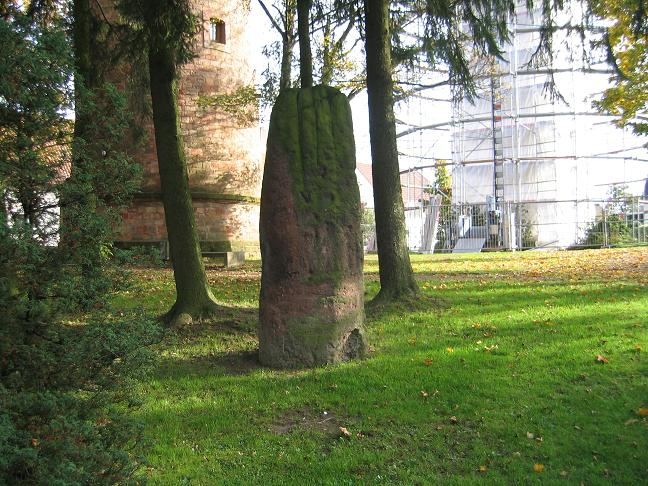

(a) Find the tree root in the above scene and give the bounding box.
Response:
[161,296,223,327]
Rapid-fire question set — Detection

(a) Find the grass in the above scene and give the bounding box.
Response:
[112,248,648,485]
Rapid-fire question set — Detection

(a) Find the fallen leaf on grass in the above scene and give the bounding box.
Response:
[595,355,609,364]
[526,432,535,439]
[339,427,351,438]
[533,463,545,473]
[423,358,433,366]
[624,419,639,426]
[638,408,648,416]
[479,465,488,472]
[446,347,455,353]
[421,390,429,398]
[449,416,458,424]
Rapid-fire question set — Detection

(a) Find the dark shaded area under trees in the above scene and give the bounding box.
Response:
[0,2,158,483]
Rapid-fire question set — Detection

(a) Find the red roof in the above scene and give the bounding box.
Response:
[356,162,432,207]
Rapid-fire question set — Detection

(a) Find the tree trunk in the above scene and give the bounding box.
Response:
[147,45,219,325]
[63,0,100,273]
[364,0,418,303]
[280,31,293,90]
[320,17,333,85]
[279,4,296,90]
[0,186,6,228]
[297,0,313,88]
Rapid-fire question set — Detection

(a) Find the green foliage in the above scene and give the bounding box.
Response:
[60,83,144,307]
[590,0,648,135]
[388,0,567,100]
[0,6,158,484]
[361,207,376,246]
[432,160,452,205]
[198,85,260,126]
[117,0,199,68]
[114,245,164,267]
[519,206,538,249]
[258,0,364,103]
[579,186,643,247]
[425,161,453,250]
[581,214,641,247]
[0,5,73,240]
[0,318,160,485]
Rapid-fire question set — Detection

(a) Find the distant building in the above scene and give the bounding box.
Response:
[448,3,648,249]
[356,163,432,210]
[100,0,263,256]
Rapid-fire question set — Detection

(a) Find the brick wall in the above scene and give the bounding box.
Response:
[104,0,263,254]
[119,200,259,248]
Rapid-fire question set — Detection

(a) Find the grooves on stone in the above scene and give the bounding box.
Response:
[259,85,367,368]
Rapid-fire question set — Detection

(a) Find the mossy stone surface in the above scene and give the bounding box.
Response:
[259,86,367,368]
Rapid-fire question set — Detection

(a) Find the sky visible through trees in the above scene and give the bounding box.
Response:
[249,2,648,198]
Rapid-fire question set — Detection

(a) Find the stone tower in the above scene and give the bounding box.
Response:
[116,1,262,256]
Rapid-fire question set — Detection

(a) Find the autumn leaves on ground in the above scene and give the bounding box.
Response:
[114,248,647,485]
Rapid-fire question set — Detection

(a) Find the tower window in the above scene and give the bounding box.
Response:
[210,19,226,44]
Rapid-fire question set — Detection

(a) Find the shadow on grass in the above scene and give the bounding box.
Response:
[421,279,643,313]
[363,278,634,325]
[365,293,452,320]
[209,349,261,375]
[169,306,258,335]
[154,278,643,382]
[154,346,262,380]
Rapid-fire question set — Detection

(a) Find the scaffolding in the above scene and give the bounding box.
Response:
[395,2,648,252]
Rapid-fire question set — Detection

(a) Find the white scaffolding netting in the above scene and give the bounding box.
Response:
[394,2,648,251]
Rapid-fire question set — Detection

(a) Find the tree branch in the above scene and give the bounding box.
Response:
[257,0,285,35]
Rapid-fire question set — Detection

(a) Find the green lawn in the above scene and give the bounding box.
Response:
[114,248,648,485]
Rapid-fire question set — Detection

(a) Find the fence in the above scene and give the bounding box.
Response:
[400,198,648,253]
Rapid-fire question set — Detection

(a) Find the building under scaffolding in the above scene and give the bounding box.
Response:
[398,2,648,252]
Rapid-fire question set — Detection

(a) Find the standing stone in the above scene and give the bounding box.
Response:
[259,86,367,368]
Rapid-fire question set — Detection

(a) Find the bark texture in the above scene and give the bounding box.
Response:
[364,0,418,302]
[147,45,219,325]
[297,0,313,88]
[64,0,100,266]
[259,85,366,368]
[280,5,296,90]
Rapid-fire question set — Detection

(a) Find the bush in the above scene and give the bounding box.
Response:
[0,6,157,484]
[114,245,164,267]
[579,188,643,248]
[0,317,159,485]
[580,214,642,247]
